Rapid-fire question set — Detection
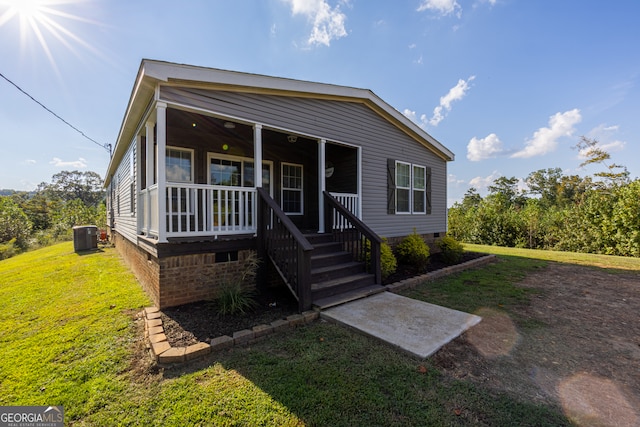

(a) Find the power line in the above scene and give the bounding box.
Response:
[0,71,112,155]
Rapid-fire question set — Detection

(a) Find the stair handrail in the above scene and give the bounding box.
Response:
[257,187,313,311]
[323,191,382,285]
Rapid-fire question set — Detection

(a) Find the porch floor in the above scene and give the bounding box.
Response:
[320,291,482,359]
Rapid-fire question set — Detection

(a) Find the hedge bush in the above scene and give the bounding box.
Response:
[395,230,430,270]
[438,235,464,265]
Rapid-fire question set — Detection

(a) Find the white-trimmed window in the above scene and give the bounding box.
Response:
[208,153,272,190]
[281,163,303,214]
[395,161,411,213]
[166,147,193,183]
[387,159,431,215]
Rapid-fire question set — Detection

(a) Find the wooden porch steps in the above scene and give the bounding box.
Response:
[305,233,381,309]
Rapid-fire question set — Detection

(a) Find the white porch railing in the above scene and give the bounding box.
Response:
[140,183,257,239]
[329,192,359,230]
[139,186,358,239]
[139,184,159,237]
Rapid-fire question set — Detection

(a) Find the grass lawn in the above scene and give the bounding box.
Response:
[464,243,640,272]
[3,242,620,425]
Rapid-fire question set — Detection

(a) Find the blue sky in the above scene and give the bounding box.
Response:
[0,0,638,206]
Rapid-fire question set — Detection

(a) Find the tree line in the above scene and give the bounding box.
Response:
[0,170,106,259]
[448,137,639,257]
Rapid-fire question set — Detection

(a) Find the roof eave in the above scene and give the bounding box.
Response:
[105,59,455,186]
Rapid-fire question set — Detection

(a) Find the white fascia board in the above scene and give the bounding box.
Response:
[106,59,455,186]
[145,60,455,161]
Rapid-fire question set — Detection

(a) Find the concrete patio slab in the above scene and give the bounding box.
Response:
[321,291,482,359]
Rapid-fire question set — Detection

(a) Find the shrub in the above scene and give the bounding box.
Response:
[380,238,397,281]
[395,230,430,270]
[438,235,464,265]
[0,197,32,250]
[0,238,17,260]
[216,252,259,316]
[363,238,397,281]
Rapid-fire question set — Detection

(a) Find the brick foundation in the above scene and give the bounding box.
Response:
[113,230,446,309]
[113,231,258,308]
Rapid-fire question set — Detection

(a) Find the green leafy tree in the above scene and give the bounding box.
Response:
[0,196,32,249]
[610,180,640,256]
[39,170,104,206]
[50,199,101,238]
[488,176,521,205]
[575,136,629,188]
[525,168,563,207]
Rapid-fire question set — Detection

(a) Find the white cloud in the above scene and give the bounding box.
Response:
[23,159,37,165]
[579,123,627,158]
[469,170,502,192]
[284,0,348,47]
[429,75,475,126]
[403,109,418,122]
[467,133,504,161]
[50,157,87,168]
[511,109,582,159]
[448,173,465,185]
[417,0,461,17]
[598,140,626,153]
[402,108,429,129]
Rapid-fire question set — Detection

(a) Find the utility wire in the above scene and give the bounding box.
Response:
[0,71,112,155]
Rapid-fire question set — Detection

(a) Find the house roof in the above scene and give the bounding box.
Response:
[105,59,454,186]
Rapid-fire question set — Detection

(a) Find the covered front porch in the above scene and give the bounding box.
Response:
[136,105,361,242]
[128,102,381,311]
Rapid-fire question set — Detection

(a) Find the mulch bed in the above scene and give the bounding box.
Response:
[161,251,485,347]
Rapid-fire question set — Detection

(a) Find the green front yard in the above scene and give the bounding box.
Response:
[0,242,583,426]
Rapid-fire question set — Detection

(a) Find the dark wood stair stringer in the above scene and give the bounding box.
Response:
[306,233,385,309]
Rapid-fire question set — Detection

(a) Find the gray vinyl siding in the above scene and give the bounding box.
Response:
[159,86,448,238]
[111,141,138,243]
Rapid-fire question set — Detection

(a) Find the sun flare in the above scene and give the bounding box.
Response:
[0,0,102,72]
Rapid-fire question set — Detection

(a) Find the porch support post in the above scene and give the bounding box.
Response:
[156,102,168,243]
[254,124,265,291]
[318,139,326,233]
[145,121,154,236]
[253,124,263,188]
[357,146,362,219]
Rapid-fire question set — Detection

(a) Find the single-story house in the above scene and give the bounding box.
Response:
[105,59,455,311]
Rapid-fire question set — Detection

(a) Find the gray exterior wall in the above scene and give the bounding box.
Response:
[109,140,138,243]
[159,86,448,238]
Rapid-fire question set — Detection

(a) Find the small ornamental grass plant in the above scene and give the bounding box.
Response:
[217,252,260,316]
[395,229,430,270]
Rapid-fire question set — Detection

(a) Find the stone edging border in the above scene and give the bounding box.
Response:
[142,308,320,365]
[142,253,497,365]
[384,254,497,293]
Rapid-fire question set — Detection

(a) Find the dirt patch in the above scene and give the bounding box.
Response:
[432,263,640,426]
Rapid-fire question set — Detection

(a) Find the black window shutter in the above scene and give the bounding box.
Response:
[426,167,432,215]
[387,159,396,214]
